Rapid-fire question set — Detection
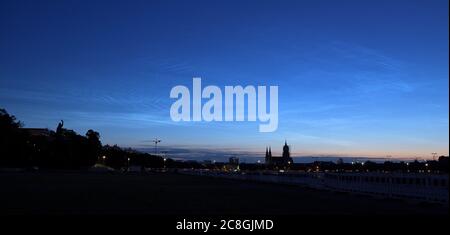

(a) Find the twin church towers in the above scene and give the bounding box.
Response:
[265,141,293,166]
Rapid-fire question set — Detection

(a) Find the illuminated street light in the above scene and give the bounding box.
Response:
[102,155,107,164]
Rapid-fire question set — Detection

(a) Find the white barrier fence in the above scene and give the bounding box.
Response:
[180,170,449,204]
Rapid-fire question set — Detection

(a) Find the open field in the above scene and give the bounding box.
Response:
[0,171,446,215]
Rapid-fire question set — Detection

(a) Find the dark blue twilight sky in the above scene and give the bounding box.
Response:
[0,0,448,159]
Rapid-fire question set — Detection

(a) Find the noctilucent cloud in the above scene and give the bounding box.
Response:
[1,0,448,159]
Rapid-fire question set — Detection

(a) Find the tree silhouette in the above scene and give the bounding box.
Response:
[0,109,31,167]
[85,129,101,166]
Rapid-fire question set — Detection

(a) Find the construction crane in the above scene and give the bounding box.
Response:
[431,152,438,161]
[152,138,161,155]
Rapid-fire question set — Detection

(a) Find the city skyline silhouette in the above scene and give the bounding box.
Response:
[1,0,448,159]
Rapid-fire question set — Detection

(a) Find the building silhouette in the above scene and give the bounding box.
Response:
[265,141,293,167]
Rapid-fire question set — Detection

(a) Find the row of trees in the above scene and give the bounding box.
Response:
[101,144,168,170]
[0,109,164,169]
[0,109,102,168]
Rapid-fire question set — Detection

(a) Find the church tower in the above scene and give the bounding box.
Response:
[282,140,290,159]
[264,141,293,166]
[265,146,272,164]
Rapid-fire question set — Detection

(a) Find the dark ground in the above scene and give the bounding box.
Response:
[0,171,447,215]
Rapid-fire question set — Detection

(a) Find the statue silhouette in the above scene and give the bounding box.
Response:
[56,120,64,134]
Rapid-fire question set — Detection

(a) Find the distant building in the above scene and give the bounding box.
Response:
[21,128,51,137]
[265,141,293,167]
[223,157,240,172]
[229,157,239,165]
